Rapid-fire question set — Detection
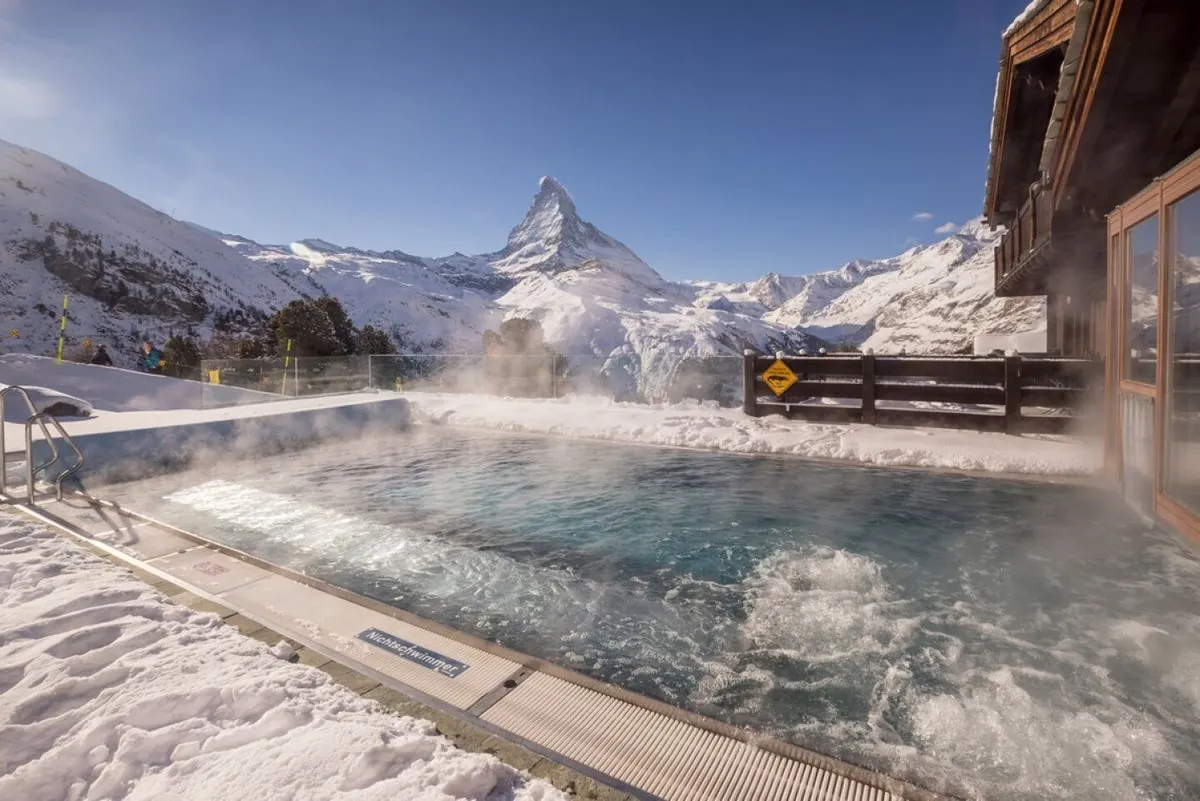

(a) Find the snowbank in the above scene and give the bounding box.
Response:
[406,392,1101,476]
[0,515,564,801]
[0,383,93,420]
[0,354,280,412]
[973,328,1047,355]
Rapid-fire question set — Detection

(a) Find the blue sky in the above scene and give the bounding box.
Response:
[0,0,1030,281]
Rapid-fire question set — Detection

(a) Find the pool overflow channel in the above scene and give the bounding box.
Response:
[8,489,961,801]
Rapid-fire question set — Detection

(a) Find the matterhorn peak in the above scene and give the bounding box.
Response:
[502,177,588,259]
[492,176,664,285]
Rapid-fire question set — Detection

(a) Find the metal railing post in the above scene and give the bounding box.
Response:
[742,349,758,417]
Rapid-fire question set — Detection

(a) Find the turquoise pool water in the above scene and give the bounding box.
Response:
[119,429,1200,801]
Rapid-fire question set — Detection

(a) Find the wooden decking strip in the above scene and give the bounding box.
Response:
[11,493,958,801]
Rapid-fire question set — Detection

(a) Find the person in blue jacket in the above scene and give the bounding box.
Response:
[141,340,164,374]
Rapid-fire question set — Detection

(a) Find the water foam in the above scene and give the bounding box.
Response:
[693,544,1200,800]
[161,479,716,701]
[738,546,912,661]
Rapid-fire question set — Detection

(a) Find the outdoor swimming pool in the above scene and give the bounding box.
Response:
[109,429,1200,801]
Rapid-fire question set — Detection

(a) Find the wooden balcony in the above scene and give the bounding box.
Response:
[994,182,1054,297]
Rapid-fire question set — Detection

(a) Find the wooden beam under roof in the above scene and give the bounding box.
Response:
[1010,0,1077,65]
[1149,44,1200,162]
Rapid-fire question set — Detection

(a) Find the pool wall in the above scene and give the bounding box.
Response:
[32,396,412,485]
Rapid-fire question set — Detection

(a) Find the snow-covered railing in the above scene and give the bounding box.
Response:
[741,351,1102,435]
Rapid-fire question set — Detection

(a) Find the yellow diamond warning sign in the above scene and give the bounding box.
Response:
[761,359,798,396]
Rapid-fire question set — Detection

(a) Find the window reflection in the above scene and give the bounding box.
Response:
[1166,192,1200,513]
[1125,215,1159,385]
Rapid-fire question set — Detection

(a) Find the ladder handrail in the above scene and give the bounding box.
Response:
[24,414,61,502]
[1,386,56,499]
[32,412,85,501]
[1,385,86,504]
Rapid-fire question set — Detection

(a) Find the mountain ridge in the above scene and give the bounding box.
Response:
[2,137,1045,401]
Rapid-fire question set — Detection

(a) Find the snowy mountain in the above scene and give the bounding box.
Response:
[0,141,308,364]
[227,176,824,400]
[762,219,1045,352]
[2,136,1051,402]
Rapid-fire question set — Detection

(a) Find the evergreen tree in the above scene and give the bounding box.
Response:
[357,325,396,355]
[273,299,342,358]
[314,296,358,355]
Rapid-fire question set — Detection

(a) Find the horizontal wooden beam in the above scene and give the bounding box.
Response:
[874,359,1005,383]
[754,356,862,377]
[1020,358,1103,382]
[1022,386,1087,406]
[876,383,1005,405]
[779,381,863,401]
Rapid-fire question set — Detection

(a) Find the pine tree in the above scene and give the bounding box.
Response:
[357,325,396,355]
[273,299,342,358]
[314,296,358,355]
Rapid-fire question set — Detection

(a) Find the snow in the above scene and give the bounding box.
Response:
[0,354,279,414]
[1004,0,1053,38]
[0,514,566,801]
[406,392,1100,476]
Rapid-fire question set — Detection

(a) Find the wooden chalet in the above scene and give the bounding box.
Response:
[984,0,1200,540]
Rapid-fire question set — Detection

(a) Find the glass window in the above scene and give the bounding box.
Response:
[1165,191,1200,515]
[1125,214,1159,385]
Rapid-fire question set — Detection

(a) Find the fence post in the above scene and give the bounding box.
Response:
[368,355,374,390]
[742,349,759,417]
[861,352,876,424]
[1004,354,1022,433]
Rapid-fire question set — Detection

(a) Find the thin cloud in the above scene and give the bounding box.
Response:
[0,75,60,120]
[934,221,957,235]
[912,212,934,222]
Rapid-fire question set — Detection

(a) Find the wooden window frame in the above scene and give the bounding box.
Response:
[1120,197,1161,391]
[1107,150,1200,544]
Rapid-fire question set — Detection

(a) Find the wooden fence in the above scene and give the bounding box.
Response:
[741,352,1103,434]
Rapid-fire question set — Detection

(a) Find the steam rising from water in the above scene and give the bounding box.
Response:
[128,430,1200,801]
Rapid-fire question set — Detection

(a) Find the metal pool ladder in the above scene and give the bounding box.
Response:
[0,385,86,505]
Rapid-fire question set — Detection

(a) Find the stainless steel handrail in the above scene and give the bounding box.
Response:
[31,412,85,501]
[25,414,60,502]
[1,386,56,500]
[1,385,87,504]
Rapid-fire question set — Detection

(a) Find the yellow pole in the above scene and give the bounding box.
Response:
[55,295,69,362]
[281,339,293,394]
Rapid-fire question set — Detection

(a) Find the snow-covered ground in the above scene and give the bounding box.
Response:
[406,392,1100,476]
[0,514,565,801]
